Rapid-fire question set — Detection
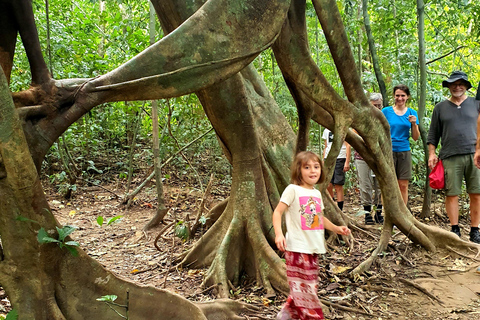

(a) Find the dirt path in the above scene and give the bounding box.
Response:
[2,180,480,319]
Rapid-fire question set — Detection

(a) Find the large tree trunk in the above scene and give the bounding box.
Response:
[0,48,260,320]
[416,0,433,219]
[362,0,388,104]
[3,1,479,318]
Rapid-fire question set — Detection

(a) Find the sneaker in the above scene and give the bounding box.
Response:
[470,229,480,244]
[452,229,461,238]
[374,212,384,224]
[365,213,374,225]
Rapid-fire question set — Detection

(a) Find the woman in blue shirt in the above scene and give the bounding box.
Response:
[382,84,420,205]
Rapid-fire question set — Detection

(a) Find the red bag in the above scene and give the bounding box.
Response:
[429,160,444,189]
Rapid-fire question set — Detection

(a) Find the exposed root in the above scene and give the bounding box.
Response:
[446,245,480,262]
[398,278,444,305]
[352,219,393,275]
[319,299,373,317]
[196,299,261,320]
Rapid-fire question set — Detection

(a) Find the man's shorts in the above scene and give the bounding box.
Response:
[392,151,412,180]
[330,158,346,185]
[443,154,480,196]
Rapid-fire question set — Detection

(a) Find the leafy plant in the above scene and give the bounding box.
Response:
[4,309,18,320]
[97,215,123,227]
[37,225,80,256]
[97,294,129,319]
[174,221,189,241]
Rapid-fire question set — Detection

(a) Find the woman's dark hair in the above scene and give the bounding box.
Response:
[393,84,410,97]
[290,151,326,185]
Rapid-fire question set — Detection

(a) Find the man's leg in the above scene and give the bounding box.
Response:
[397,179,409,205]
[327,183,334,199]
[335,185,344,202]
[445,195,459,225]
[469,194,480,227]
[468,194,480,243]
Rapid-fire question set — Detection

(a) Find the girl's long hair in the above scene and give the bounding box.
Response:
[290,151,326,185]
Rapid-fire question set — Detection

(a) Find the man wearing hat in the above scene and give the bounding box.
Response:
[427,71,480,243]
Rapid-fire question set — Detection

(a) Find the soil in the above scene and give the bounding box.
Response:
[2,172,480,319]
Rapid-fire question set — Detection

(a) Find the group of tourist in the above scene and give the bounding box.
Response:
[272,71,479,320]
[325,71,480,244]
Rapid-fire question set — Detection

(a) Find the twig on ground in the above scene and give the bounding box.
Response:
[319,299,372,317]
[77,177,119,198]
[154,221,176,252]
[186,284,218,299]
[446,245,480,262]
[130,264,160,275]
[349,223,378,240]
[398,278,444,304]
[388,243,415,267]
[190,173,214,236]
[360,284,398,293]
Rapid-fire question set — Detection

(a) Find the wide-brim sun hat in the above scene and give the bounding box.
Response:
[442,70,472,89]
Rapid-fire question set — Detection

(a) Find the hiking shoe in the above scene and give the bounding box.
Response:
[451,229,461,238]
[374,212,384,224]
[365,213,374,225]
[470,229,480,244]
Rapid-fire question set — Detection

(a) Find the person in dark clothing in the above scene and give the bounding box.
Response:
[427,71,480,244]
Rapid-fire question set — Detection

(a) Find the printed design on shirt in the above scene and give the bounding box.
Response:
[299,196,323,230]
[328,131,334,143]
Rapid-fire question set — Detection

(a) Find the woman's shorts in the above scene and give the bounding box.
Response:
[392,151,412,180]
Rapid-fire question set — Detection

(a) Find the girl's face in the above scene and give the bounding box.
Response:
[394,89,409,107]
[300,160,321,188]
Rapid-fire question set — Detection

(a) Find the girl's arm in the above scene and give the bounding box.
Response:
[323,216,351,236]
[272,202,288,251]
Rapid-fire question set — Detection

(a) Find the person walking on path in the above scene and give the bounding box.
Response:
[355,93,383,225]
[382,84,420,205]
[273,151,351,320]
[322,129,351,211]
[428,71,480,243]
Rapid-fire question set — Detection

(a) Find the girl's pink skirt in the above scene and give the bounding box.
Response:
[277,251,324,320]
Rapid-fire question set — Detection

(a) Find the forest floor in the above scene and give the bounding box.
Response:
[2,170,480,319]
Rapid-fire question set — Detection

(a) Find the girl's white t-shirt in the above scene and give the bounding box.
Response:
[280,184,326,254]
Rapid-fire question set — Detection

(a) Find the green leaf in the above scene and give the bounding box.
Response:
[199,216,207,225]
[107,216,123,225]
[37,228,60,244]
[5,309,18,320]
[174,224,189,241]
[16,215,39,224]
[64,245,79,257]
[97,295,118,302]
[56,225,77,242]
[65,241,80,247]
[97,216,104,226]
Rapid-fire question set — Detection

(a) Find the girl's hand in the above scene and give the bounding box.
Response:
[336,226,351,236]
[275,234,286,252]
[408,115,417,124]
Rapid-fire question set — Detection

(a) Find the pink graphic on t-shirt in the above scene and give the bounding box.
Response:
[299,196,323,230]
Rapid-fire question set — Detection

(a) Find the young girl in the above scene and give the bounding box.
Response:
[273,151,351,320]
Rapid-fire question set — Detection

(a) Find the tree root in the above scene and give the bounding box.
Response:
[398,278,444,305]
[446,245,480,262]
[196,299,261,320]
[319,298,372,317]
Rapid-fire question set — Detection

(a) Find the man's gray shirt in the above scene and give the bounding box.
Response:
[427,97,480,160]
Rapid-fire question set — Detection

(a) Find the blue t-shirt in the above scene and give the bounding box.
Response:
[382,106,419,152]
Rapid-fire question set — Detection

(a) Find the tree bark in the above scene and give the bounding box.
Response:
[362,0,388,104]
[416,0,432,219]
